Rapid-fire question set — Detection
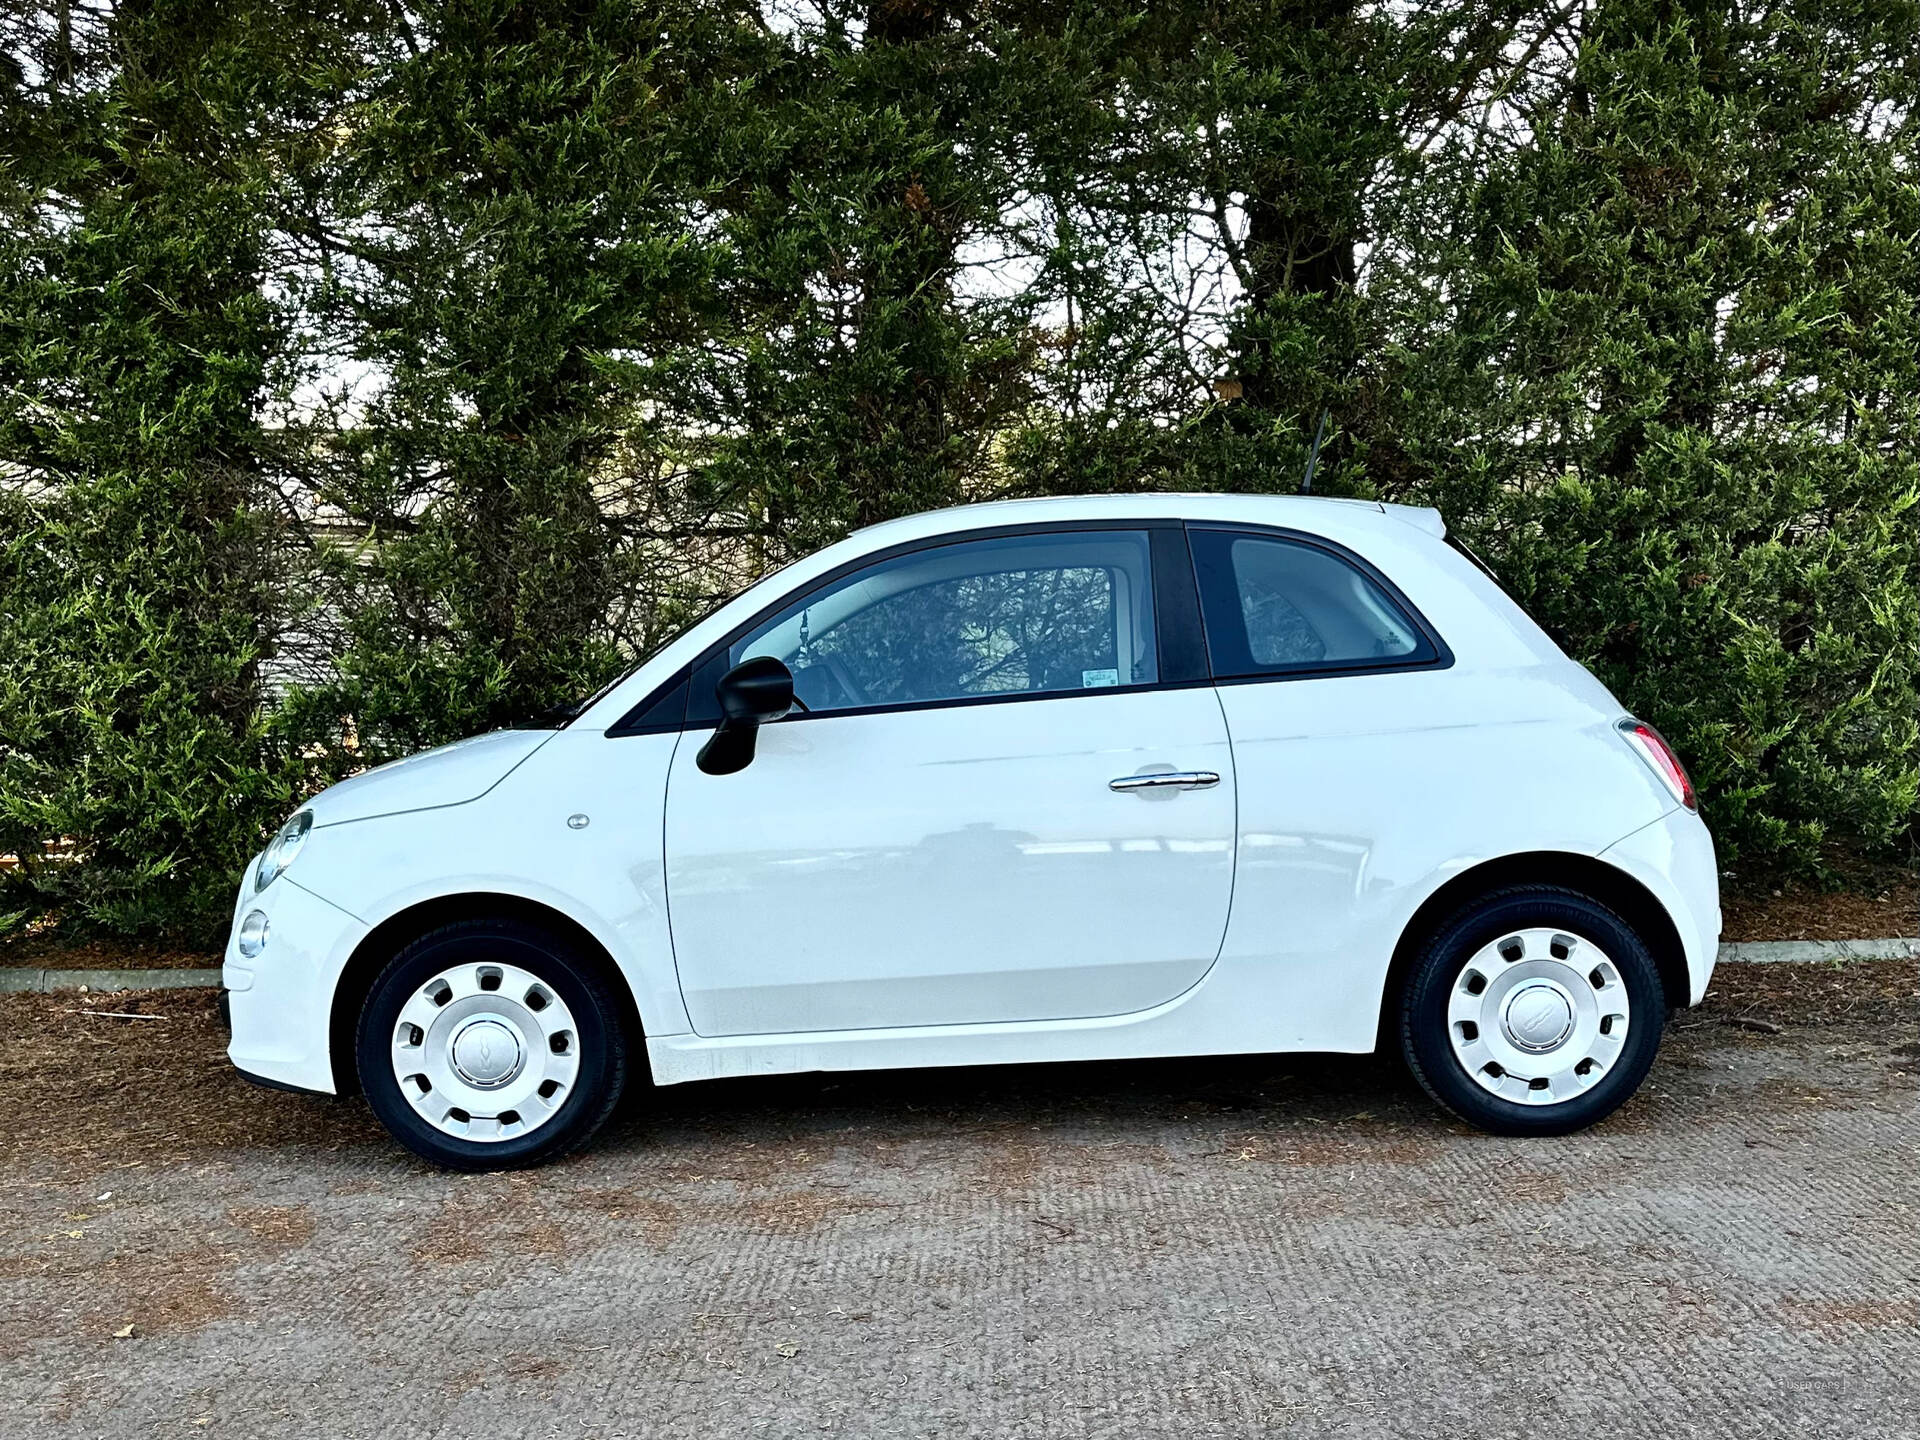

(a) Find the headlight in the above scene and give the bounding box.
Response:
[254,811,312,894]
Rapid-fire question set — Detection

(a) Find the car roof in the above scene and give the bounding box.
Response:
[849,492,1446,545]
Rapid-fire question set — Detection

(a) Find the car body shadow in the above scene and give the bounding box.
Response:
[603,1048,1433,1152]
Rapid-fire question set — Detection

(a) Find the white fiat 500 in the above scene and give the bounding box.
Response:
[225,494,1719,1169]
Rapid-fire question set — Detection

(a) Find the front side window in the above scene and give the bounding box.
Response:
[1191,528,1436,679]
[730,530,1159,714]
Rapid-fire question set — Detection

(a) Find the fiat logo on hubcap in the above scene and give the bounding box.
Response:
[450,1018,523,1088]
[1504,984,1574,1052]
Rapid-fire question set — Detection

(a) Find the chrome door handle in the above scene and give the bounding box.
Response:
[1109,770,1221,793]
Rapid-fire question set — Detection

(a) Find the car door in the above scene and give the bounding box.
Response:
[662,524,1236,1037]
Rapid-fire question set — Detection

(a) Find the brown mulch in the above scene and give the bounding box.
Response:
[1720,872,1918,943]
[1,965,1912,1184]
[1693,958,1918,1029]
[0,990,378,1181]
[0,933,219,971]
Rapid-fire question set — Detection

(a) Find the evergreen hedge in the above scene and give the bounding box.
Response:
[3,0,1915,940]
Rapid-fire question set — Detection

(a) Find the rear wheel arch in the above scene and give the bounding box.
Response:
[1375,852,1688,1053]
[328,893,644,1096]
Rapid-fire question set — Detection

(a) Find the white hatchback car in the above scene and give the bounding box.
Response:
[225,494,1719,1169]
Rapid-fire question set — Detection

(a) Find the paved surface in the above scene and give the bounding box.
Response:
[3,965,1917,1439]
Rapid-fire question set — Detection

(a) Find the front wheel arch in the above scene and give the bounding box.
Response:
[328,893,644,1097]
[1375,852,1689,1055]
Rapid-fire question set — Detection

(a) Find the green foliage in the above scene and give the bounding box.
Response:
[1394,0,1920,864]
[694,3,1045,554]
[0,0,330,936]
[299,0,760,757]
[1,0,1914,938]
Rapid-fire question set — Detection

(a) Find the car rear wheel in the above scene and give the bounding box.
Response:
[356,917,629,1170]
[1400,886,1666,1136]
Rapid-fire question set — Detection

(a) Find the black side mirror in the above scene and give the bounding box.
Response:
[696,656,795,775]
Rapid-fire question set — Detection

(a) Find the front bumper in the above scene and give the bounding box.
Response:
[223,873,369,1094]
[1599,806,1722,1006]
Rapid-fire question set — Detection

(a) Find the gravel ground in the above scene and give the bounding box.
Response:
[3,963,1916,1439]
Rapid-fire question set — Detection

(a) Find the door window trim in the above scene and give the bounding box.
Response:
[1185,522,1454,685]
[610,519,1211,735]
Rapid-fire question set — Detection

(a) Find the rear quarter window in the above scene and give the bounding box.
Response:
[1190,528,1442,679]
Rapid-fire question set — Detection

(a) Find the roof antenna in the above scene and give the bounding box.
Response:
[1301,409,1330,495]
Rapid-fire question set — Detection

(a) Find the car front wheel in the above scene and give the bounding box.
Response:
[1400,886,1666,1136]
[356,917,629,1170]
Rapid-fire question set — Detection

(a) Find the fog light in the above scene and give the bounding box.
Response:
[237,909,270,959]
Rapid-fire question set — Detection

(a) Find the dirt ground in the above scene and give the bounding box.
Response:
[2,962,1916,1438]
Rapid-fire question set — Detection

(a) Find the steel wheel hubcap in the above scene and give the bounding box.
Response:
[1447,927,1630,1106]
[390,962,580,1142]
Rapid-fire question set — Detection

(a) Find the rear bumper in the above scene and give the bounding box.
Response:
[1600,807,1722,1005]
[223,876,367,1094]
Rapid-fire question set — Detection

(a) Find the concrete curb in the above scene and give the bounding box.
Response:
[1715,937,1917,965]
[0,967,224,994]
[2,937,1917,995]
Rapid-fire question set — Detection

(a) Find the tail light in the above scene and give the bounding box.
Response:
[1616,718,1696,811]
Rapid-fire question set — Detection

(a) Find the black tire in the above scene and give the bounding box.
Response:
[356,917,630,1171]
[1399,886,1666,1136]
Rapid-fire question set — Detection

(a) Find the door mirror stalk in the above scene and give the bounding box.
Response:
[697,656,796,775]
